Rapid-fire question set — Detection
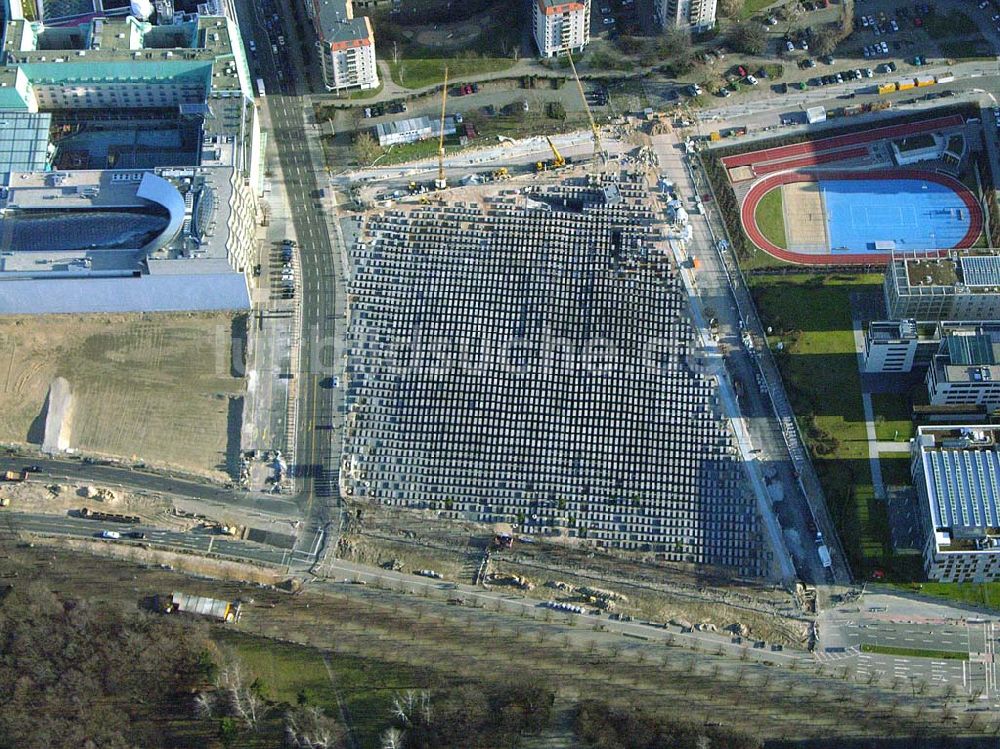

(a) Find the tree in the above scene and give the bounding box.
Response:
[718,0,744,17]
[284,705,347,749]
[811,26,839,56]
[727,22,767,55]
[659,28,692,62]
[353,131,383,166]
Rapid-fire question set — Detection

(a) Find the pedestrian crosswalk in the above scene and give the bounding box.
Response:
[815,645,860,662]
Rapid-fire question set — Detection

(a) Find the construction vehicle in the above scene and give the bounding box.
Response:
[535,136,567,172]
[435,67,449,190]
[3,470,26,482]
[566,50,606,169]
[79,506,140,524]
[491,167,510,180]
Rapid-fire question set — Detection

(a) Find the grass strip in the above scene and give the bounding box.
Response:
[860,643,968,661]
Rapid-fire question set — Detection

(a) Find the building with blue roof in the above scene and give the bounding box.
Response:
[913,425,1000,582]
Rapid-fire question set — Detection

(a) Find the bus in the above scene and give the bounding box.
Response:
[256,77,266,98]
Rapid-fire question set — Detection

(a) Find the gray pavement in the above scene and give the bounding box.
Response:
[651,130,848,587]
[11,511,291,567]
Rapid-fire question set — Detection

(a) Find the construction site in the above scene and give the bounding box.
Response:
[336,58,777,592]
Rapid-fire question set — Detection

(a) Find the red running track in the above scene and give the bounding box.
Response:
[741,169,983,265]
[721,114,964,170]
[752,146,870,175]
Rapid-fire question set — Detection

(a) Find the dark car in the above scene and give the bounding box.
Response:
[128,531,146,540]
[24,465,41,473]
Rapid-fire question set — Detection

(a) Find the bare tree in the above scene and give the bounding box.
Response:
[216,661,268,731]
[285,705,346,749]
[381,727,405,749]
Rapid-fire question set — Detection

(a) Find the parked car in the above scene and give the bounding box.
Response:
[100,530,121,540]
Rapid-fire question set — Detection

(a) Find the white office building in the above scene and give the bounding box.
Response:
[654,0,717,31]
[884,252,1000,321]
[532,0,590,57]
[913,425,1000,582]
[926,328,1000,410]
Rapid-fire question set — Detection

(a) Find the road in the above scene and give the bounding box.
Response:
[0,455,297,517]
[309,557,813,668]
[8,511,291,567]
[237,0,347,572]
[650,132,842,587]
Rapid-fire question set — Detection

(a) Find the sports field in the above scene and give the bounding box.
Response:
[742,169,982,265]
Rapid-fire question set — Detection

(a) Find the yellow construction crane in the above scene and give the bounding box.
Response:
[566,49,605,169]
[435,66,449,190]
[536,136,566,172]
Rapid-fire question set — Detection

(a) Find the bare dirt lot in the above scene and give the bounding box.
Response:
[0,312,245,480]
[337,502,812,647]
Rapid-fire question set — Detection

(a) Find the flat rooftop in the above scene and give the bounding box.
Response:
[905,257,959,287]
[915,425,1000,550]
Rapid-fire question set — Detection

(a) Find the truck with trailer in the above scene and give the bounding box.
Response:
[79,506,140,524]
[817,544,833,569]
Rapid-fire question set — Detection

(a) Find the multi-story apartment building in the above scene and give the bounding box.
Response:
[884,251,1000,321]
[912,425,1000,582]
[654,0,716,31]
[312,0,378,91]
[532,0,589,58]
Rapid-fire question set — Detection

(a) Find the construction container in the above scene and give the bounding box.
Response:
[915,75,935,88]
[877,82,897,95]
[896,79,916,91]
[935,73,955,84]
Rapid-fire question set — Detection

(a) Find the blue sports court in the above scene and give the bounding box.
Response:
[820,178,974,253]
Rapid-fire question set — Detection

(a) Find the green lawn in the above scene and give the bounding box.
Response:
[871,392,913,442]
[860,643,968,661]
[750,274,891,575]
[895,581,1000,608]
[939,37,994,60]
[753,187,787,249]
[739,0,778,19]
[215,632,444,747]
[921,10,977,37]
[389,57,517,89]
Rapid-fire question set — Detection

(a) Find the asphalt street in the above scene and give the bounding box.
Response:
[9,511,290,566]
[0,455,297,517]
[238,0,347,571]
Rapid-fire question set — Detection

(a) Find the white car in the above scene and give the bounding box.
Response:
[799,39,809,50]
[603,17,615,24]
[785,40,795,51]
[100,530,121,540]
[745,74,758,85]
